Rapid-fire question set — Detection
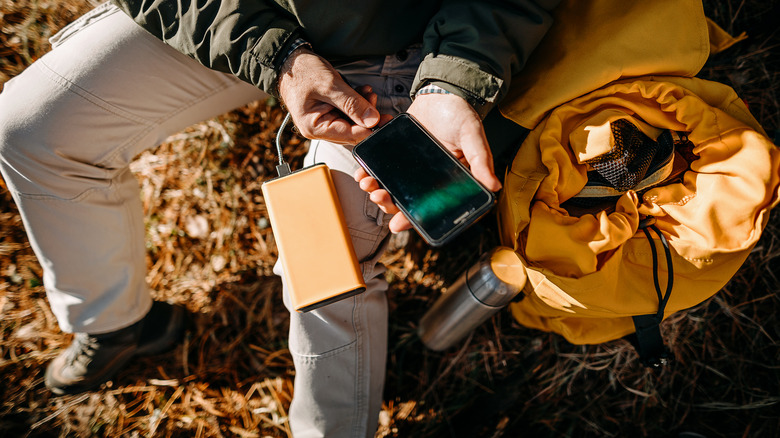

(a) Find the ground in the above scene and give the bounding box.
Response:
[1,1,779,437]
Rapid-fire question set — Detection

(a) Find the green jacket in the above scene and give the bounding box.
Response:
[111,0,558,117]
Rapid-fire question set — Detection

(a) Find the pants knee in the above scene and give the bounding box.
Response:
[0,97,38,182]
[0,110,60,197]
[0,84,112,198]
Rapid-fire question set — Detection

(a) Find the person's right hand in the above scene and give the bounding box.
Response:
[277,47,382,145]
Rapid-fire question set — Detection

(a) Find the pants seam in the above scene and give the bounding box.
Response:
[35,54,244,170]
[97,78,241,168]
[289,339,358,360]
[10,183,113,202]
[350,227,382,245]
[36,60,152,125]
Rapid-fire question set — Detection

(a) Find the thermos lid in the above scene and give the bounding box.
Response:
[467,247,527,307]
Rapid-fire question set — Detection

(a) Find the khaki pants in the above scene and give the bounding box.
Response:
[0,3,418,436]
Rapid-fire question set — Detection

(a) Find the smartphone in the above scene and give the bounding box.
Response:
[352,113,496,246]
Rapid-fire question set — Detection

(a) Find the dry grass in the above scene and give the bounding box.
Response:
[1,0,779,437]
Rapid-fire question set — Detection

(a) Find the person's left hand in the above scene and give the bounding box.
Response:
[354,92,501,233]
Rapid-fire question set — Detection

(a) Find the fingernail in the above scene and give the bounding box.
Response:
[362,109,379,127]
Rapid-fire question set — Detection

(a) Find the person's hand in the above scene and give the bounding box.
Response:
[277,47,383,144]
[354,93,502,233]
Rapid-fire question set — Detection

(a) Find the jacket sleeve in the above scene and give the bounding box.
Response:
[110,0,300,96]
[412,0,561,118]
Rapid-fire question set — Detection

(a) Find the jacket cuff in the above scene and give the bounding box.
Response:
[411,53,504,119]
[244,26,300,97]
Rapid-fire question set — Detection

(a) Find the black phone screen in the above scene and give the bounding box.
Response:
[352,114,495,245]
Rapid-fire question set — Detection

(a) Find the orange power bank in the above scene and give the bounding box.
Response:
[261,163,366,312]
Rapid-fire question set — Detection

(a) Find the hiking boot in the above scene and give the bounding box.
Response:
[45,301,186,395]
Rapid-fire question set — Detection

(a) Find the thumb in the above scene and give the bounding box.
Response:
[329,83,381,129]
[470,161,502,192]
[460,132,502,192]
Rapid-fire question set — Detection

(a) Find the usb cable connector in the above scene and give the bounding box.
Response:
[275,112,294,177]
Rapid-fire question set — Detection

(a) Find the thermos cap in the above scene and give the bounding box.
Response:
[468,247,527,307]
[490,248,527,285]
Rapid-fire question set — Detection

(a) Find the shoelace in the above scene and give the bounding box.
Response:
[65,333,100,368]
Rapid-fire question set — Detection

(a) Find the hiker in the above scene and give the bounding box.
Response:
[0,0,559,436]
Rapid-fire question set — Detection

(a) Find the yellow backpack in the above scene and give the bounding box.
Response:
[495,0,780,365]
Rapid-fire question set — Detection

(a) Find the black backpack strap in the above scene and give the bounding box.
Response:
[630,314,672,368]
[630,217,674,368]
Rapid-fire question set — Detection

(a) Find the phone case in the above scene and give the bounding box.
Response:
[261,164,365,312]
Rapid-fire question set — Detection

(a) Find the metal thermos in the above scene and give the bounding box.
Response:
[418,247,528,351]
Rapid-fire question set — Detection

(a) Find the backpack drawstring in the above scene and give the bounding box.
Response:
[641,217,674,320]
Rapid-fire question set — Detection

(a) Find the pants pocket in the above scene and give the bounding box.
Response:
[288,296,358,357]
